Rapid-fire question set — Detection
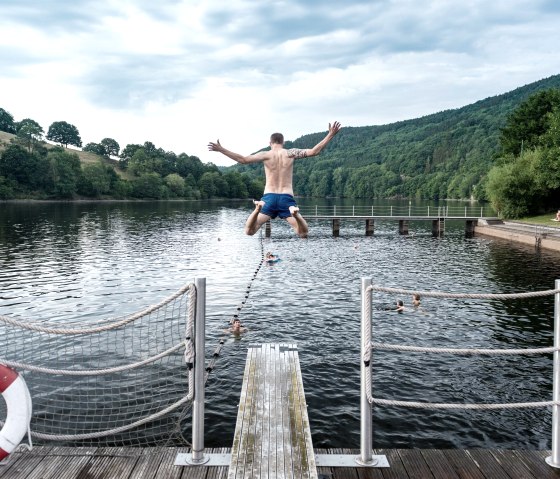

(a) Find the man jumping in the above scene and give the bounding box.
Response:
[208,121,341,238]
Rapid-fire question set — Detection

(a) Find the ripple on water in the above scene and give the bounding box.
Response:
[1,202,560,449]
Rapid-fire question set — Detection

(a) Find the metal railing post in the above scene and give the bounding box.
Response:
[358,277,374,465]
[191,277,208,464]
[547,279,560,468]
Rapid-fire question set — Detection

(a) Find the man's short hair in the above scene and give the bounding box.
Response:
[270,133,284,145]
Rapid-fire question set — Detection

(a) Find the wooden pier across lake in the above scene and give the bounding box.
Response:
[264,205,498,237]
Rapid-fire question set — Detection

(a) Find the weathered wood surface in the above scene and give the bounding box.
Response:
[228,343,317,478]
[1,447,559,478]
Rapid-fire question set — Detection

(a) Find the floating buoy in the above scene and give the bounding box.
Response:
[0,365,32,461]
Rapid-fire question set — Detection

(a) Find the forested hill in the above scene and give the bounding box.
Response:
[232,74,560,200]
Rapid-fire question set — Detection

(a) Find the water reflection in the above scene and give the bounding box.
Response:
[1,200,560,450]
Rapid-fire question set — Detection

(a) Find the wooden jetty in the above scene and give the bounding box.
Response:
[228,343,317,478]
[2,342,559,478]
[2,446,559,478]
[263,206,494,237]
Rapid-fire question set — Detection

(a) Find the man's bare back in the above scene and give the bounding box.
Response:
[208,121,341,238]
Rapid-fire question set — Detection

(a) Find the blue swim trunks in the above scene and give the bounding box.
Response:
[260,193,297,219]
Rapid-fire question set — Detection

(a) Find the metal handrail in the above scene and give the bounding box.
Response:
[360,278,560,468]
[300,205,488,218]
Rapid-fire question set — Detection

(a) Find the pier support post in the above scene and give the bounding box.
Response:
[359,277,375,466]
[398,220,408,235]
[547,279,560,468]
[365,219,374,236]
[265,220,271,238]
[190,277,209,464]
[333,218,340,237]
[465,220,475,238]
[432,218,445,237]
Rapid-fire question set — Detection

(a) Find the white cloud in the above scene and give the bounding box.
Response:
[1,0,559,166]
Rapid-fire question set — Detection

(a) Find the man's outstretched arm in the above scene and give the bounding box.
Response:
[208,140,269,164]
[301,121,341,158]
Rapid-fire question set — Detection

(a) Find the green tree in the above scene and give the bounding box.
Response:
[499,89,560,156]
[0,108,16,133]
[198,171,218,198]
[486,151,543,217]
[132,172,164,198]
[78,161,113,197]
[164,173,185,197]
[15,118,44,153]
[46,121,83,148]
[48,148,82,197]
[0,144,49,190]
[0,176,15,199]
[223,171,248,198]
[100,138,120,157]
[83,142,107,156]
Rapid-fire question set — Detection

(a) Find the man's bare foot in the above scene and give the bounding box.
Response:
[289,206,300,216]
[254,200,265,211]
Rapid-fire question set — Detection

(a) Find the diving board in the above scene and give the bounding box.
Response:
[228,343,317,479]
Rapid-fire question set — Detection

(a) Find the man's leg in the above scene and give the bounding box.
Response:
[245,200,271,235]
[286,206,309,238]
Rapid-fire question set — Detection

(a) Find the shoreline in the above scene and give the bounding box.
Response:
[475,219,560,253]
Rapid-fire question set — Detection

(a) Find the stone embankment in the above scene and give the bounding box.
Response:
[475,219,560,252]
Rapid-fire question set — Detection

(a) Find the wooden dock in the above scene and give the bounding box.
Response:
[265,216,485,237]
[2,446,559,478]
[3,343,560,478]
[228,343,317,478]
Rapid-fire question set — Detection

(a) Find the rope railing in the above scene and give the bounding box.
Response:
[0,281,198,448]
[0,343,185,375]
[368,284,560,299]
[0,282,196,335]
[359,277,560,467]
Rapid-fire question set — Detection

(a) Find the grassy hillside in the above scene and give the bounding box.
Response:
[0,130,131,178]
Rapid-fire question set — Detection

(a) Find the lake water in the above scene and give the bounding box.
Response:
[1,199,560,450]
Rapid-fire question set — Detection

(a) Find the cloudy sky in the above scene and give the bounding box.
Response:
[1,0,559,166]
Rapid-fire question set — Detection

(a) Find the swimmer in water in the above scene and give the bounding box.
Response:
[208,121,341,238]
[265,251,278,262]
[412,293,421,308]
[228,318,247,335]
[395,300,405,312]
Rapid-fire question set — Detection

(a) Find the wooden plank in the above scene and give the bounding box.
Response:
[128,446,168,479]
[397,449,435,479]
[0,446,53,479]
[280,345,294,477]
[287,348,304,478]
[490,449,540,479]
[420,449,460,479]
[376,448,409,479]
[513,450,560,479]
[440,449,486,479]
[229,346,256,479]
[153,447,185,479]
[261,344,271,477]
[292,347,318,478]
[75,446,141,478]
[465,449,512,479]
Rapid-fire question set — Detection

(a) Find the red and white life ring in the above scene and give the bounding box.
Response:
[0,365,32,461]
